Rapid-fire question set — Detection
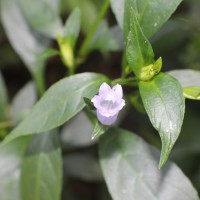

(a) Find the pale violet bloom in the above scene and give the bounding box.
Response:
[91,82,125,125]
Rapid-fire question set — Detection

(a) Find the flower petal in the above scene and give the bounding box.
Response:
[112,84,123,99]
[99,82,111,95]
[91,95,100,108]
[97,110,118,125]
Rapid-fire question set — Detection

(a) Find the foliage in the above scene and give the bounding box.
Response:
[0,0,200,199]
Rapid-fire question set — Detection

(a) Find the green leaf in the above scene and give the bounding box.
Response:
[168,69,200,100]
[20,131,62,200]
[139,73,185,168]
[89,22,123,52]
[0,136,31,200]
[83,97,95,110]
[183,87,200,100]
[18,0,63,38]
[99,128,199,200]
[63,8,81,49]
[0,71,8,122]
[1,0,50,95]
[1,0,50,75]
[4,73,108,144]
[126,9,156,80]
[92,121,108,140]
[61,111,94,150]
[110,0,183,38]
[168,69,200,87]
[38,48,60,61]
[10,82,37,123]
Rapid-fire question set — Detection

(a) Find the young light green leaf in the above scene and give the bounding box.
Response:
[183,87,200,100]
[92,121,108,140]
[139,73,185,168]
[0,136,31,200]
[20,131,62,200]
[110,0,183,38]
[126,9,156,80]
[18,0,63,38]
[0,72,8,122]
[4,73,109,144]
[168,69,200,100]
[99,128,199,200]
[38,48,60,61]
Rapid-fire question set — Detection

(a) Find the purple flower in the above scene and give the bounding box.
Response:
[91,82,125,125]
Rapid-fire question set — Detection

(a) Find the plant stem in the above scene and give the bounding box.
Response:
[111,77,138,87]
[78,0,110,59]
[32,66,45,97]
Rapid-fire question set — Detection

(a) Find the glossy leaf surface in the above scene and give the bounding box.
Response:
[139,73,185,167]
[110,0,183,38]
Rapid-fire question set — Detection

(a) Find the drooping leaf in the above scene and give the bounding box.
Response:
[10,82,37,123]
[0,136,31,200]
[4,73,108,144]
[168,69,200,100]
[139,73,185,168]
[18,0,63,38]
[20,131,62,200]
[99,128,199,200]
[110,0,183,38]
[0,71,8,122]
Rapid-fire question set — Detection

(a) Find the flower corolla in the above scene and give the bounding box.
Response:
[91,82,125,125]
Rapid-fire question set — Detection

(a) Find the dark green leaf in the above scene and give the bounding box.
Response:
[18,0,63,38]
[4,73,108,144]
[63,8,81,49]
[0,136,31,200]
[126,9,156,80]
[84,97,95,110]
[110,0,183,38]
[139,73,185,168]
[99,128,199,200]
[168,69,200,100]
[20,131,62,200]
[92,121,108,140]
[0,72,8,122]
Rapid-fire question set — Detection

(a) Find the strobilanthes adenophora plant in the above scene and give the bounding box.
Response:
[0,0,200,199]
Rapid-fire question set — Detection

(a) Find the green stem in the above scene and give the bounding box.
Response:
[32,66,46,97]
[78,0,110,59]
[111,77,138,87]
